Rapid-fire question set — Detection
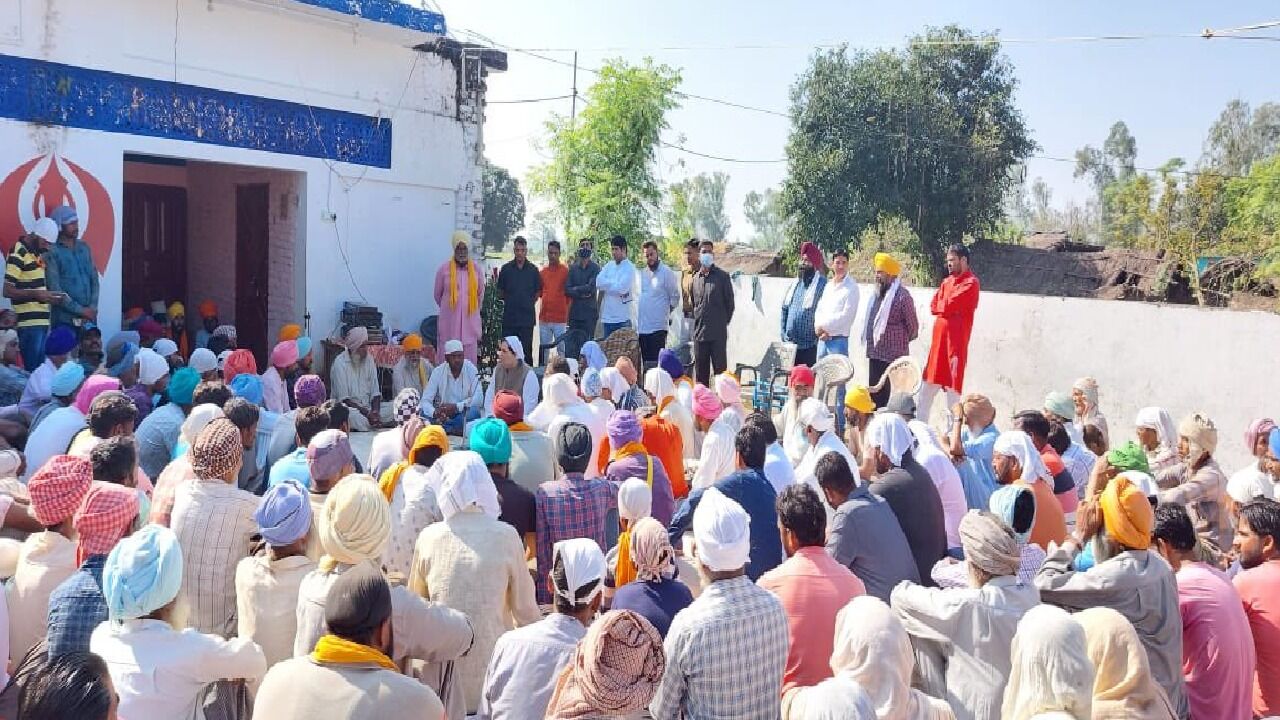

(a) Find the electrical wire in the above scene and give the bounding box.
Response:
[487,94,575,104]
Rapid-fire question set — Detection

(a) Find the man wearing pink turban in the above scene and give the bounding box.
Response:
[261,340,299,414]
[690,384,737,491]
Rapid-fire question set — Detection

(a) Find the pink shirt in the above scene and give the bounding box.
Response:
[1176,562,1255,720]
[1235,559,1280,717]
[757,546,866,692]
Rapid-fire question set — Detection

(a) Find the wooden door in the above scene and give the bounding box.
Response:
[235,184,270,368]
[122,184,187,313]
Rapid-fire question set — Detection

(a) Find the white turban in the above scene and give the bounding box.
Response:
[618,477,652,522]
[136,348,170,386]
[552,537,606,605]
[181,404,225,447]
[693,487,751,572]
[644,367,675,404]
[528,373,582,429]
[1002,605,1095,720]
[865,413,915,466]
[151,338,179,359]
[188,348,218,375]
[798,397,834,434]
[1117,470,1160,500]
[443,339,464,355]
[343,325,369,351]
[502,335,524,364]
[600,367,629,399]
[1134,407,1177,449]
[992,430,1053,485]
[436,450,501,521]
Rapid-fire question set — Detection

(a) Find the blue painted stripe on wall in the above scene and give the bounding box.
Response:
[0,53,393,168]
[289,0,446,34]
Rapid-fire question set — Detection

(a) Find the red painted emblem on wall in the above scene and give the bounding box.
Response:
[0,155,114,273]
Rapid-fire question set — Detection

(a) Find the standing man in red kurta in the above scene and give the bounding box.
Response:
[918,243,979,427]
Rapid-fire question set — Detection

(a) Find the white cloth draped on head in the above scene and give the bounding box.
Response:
[599,367,629,399]
[618,477,652,522]
[830,596,953,720]
[552,537,606,605]
[865,414,915,467]
[644,367,674,404]
[783,678,878,720]
[992,430,1053,485]
[502,335,524,364]
[436,450,501,521]
[692,487,751,572]
[1001,604,1095,720]
[1134,407,1177,451]
[799,397,835,434]
[528,373,583,429]
[181,404,225,448]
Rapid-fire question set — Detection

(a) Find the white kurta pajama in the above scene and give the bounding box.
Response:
[330,349,381,431]
[691,414,739,491]
[421,362,483,419]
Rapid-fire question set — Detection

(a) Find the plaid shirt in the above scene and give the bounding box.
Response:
[865,283,919,362]
[534,473,616,604]
[651,575,790,720]
[780,275,826,350]
[46,554,108,657]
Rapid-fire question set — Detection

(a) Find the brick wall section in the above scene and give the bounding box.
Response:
[185,161,301,335]
[455,80,486,260]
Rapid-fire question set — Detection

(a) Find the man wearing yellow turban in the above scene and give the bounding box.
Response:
[1034,473,1189,717]
[432,231,486,364]
[862,253,917,408]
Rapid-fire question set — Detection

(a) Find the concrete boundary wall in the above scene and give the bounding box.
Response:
[725,275,1280,471]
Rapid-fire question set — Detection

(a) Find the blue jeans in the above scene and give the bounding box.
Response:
[818,335,850,434]
[17,325,47,370]
[601,320,631,338]
[441,405,481,436]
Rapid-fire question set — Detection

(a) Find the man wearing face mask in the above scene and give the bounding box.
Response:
[691,240,734,386]
[637,240,681,365]
[565,238,601,350]
[780,241,827,368]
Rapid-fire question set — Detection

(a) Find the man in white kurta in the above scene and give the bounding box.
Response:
[793,398,857,502]
[422,339,483,436]
[774,366,815,466]
[690,386,739,491]
[330,326,381,432]
[475,539,604,720]
[891,510,1040,720]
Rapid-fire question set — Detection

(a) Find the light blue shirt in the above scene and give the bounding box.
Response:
[475,613,586,720]
[637,261,680,334]
[269,448,311,490]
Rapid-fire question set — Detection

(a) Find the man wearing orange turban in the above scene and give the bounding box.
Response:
[432,232,485,364]
[391,333,432,397]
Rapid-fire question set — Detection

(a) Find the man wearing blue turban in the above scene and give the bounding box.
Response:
[94,525,267,719]
[234,480,315,667]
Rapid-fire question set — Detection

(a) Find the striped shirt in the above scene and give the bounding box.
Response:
[4,240,49,328]
[651,575,790,720]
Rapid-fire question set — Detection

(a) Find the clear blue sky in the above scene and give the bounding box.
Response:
[430,1,1278,241]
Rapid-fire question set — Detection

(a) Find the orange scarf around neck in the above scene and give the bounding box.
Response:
[615,529,637,587]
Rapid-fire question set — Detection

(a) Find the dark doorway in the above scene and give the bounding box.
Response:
[235,184,270,367]
[122,183,187,313]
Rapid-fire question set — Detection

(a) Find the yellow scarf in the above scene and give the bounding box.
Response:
[312,634,398,670]
[415,358,427,389]
[449,260,479,314]
[611,440,648,463]
[656,396,674,415]
[378,461,410,503]
[615,529,637,588]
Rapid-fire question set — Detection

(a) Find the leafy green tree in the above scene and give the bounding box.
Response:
[1202,100,1280,176]
[1224,155,1280,280]
[481,160,526,253]
[744,188,787,250]
[781,25,1034,277]
[685,172,731,240]
[530,59,682,261]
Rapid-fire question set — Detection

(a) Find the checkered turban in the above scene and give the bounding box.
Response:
[28,455,94,526]
[74,483,139,558]
[192,418,244,480]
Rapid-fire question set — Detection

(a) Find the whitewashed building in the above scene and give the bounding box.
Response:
[0,0,504,361]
